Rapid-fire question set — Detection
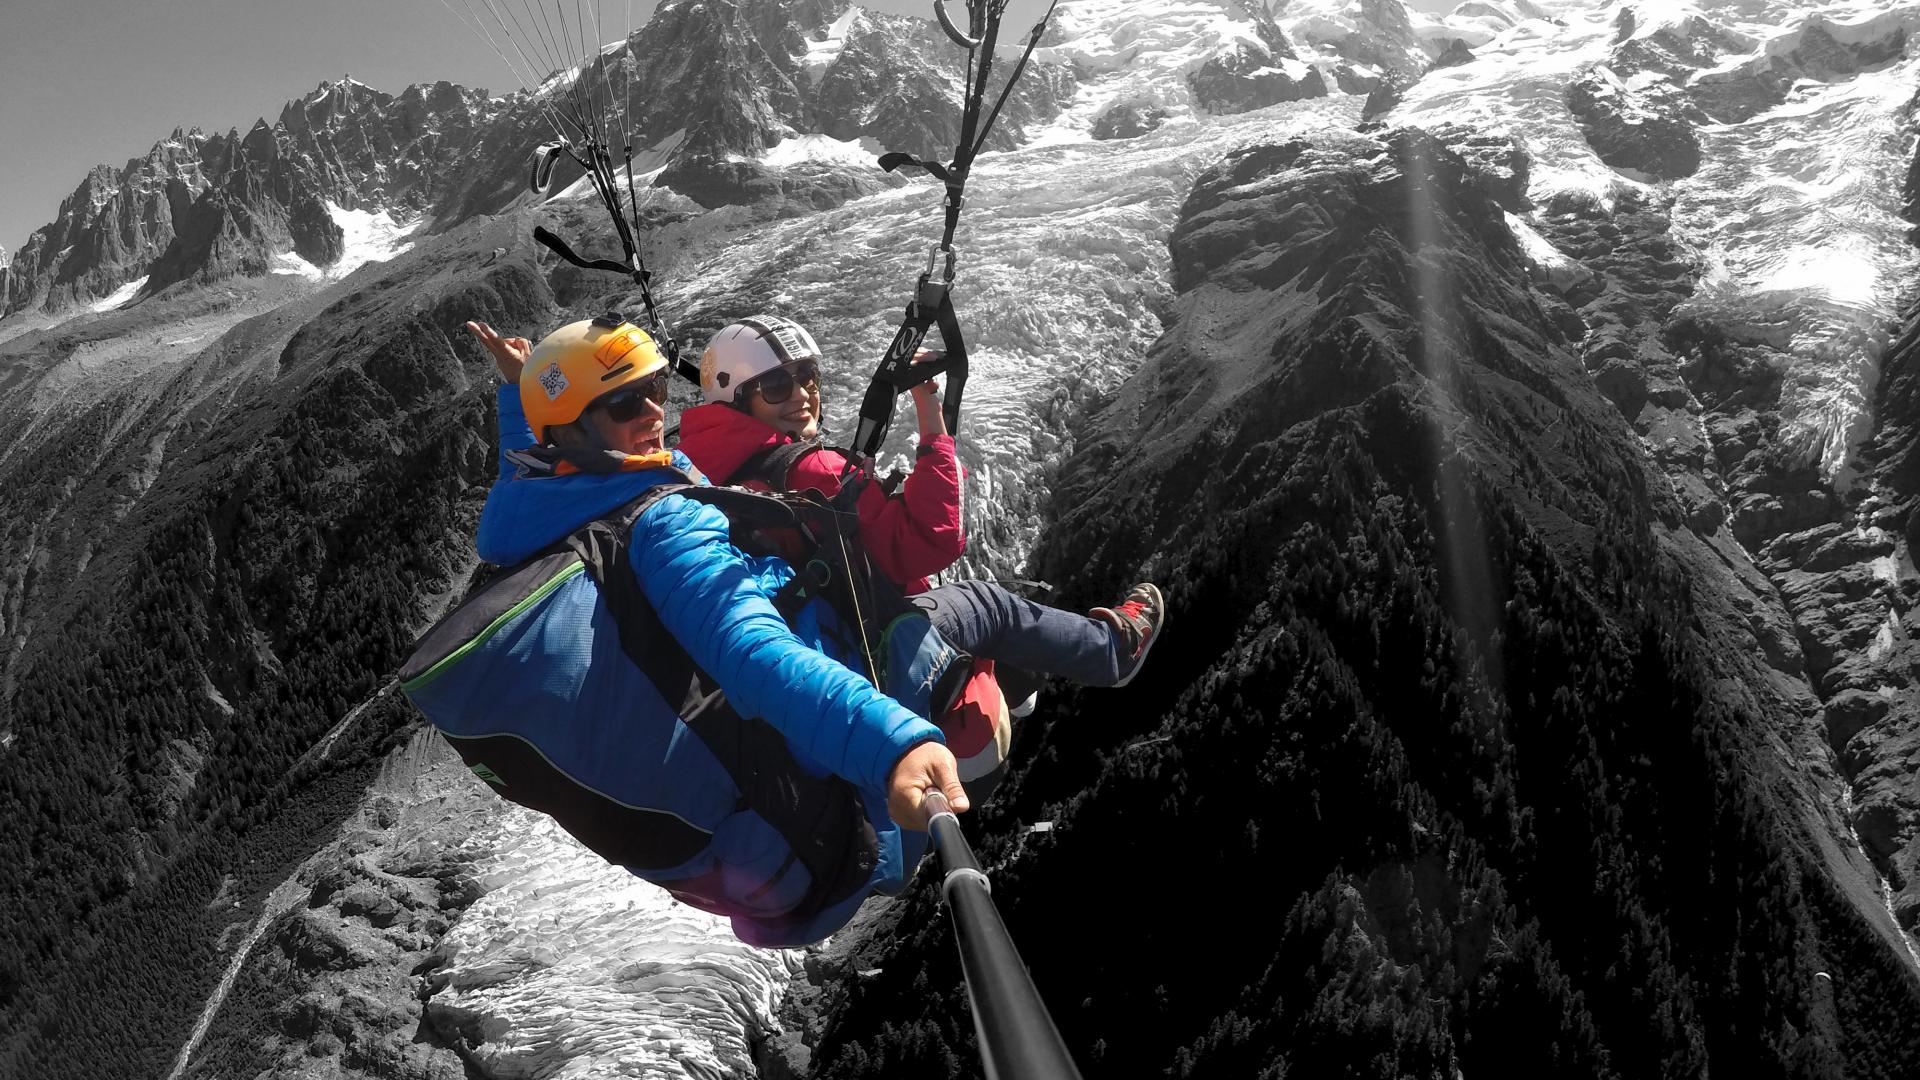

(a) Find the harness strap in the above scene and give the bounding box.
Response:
[853,287,968,458]
[562,479,877,927]
[737,436,827,491]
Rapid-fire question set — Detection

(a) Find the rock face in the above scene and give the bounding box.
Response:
[1188,6,1326,114]
[1431,37,1476,68]
[792,128,1920,1078]
[3,134,214,314]
[1564,65,1704,179]
[2,0,1073,315]
[1560,6,1920,937]
[1,86,498,317]
[175,748,498,1080]
[808,9,1074,161]
[1689,18,1908,124]
[138,121,343,294]
[1091,98,1170,140]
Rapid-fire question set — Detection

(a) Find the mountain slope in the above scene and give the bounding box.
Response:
[803,123,1920,1080]
[3,2,1920,1078]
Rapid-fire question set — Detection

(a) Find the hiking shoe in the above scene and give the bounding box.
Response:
[1089,582,1164,688]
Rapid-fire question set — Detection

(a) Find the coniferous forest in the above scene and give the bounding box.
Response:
[0,241,559,1077]
[803,133,1920,1079]
[0,118,1917,1080]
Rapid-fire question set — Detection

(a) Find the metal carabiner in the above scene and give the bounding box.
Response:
[924,245,958,284]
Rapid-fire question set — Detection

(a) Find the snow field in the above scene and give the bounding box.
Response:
[273,201,421,282]
[1390,0,1920,486]
[431,807,799,1080]
[90,275,148,312]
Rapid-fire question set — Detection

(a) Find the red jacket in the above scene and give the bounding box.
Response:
[676,402,966,593]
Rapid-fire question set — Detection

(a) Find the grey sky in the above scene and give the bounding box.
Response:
[0,0,1054,256]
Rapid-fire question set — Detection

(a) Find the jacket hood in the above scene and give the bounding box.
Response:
[475,450,702,565]
[677,402,791,484]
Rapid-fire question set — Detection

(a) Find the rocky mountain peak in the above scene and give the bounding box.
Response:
[0,0,1077,312]
[240,118,279,161]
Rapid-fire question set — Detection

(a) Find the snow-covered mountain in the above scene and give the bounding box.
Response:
[3,0,1920,1077]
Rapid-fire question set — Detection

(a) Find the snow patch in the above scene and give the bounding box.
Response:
[1019,0,1295,147]
[271,251,324,280]
[433,805,800,1079]
[269,203,417,281]
[1506,211,1593,294]
[328,202,419,278]
[760,133,884,168]
[552,131,687,201]
[804,6,862,87]
[90,275,148,312]
[1868,610,1898,663]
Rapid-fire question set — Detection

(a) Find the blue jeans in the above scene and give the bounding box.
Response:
[913,581,1121,687]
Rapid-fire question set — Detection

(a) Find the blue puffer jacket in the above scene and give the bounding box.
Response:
[466,385,940,945]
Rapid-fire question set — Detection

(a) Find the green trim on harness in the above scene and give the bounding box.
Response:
[879,611,929,691]
[400,561,588,692]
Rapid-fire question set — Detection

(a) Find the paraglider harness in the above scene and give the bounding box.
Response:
[399,470,968,933]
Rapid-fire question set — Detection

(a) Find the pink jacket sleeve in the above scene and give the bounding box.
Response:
[785,437,967,590]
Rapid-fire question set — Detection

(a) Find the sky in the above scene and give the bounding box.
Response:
[0,0,1055,256]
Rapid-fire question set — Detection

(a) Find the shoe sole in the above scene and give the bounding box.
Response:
[1109,582,1164,689]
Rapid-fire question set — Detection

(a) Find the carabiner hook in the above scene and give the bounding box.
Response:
[530,142,565,193]
[923,245,959,283]
[933,0,981,48]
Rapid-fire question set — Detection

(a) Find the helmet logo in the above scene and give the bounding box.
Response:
[768,323,810,362]
[594,326,645,370]
[536,361,570,401]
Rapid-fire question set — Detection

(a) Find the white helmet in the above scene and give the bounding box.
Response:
[700,316,822,404]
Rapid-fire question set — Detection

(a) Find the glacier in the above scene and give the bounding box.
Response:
[126,0,1920,1075]
[1387,0,1920,485]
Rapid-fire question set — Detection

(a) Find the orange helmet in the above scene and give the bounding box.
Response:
[520,315,667,443]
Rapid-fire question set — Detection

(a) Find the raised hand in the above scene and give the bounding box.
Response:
[465,320,533,383]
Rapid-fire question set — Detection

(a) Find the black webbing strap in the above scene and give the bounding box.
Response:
[738,436,827,491]
[860,0,1063,458]
[853,287,968,458]
[531,212,692,385]
[967,0,1063,164]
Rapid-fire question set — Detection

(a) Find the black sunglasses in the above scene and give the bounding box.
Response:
[592,370,670,422]
[741,360,820,405]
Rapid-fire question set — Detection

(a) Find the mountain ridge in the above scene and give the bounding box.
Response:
[4,1,1920,1077]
